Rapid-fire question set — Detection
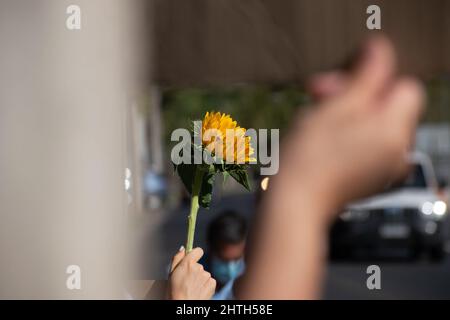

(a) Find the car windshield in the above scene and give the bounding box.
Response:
[387,164,427,190]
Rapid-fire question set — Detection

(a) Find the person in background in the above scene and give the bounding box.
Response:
[202,211,247,299]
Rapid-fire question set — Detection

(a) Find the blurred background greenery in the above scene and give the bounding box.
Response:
[161,86,311,150]
[425,75,450,123]
[161,75,450,150]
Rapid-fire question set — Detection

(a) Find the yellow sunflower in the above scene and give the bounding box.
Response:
[201,111,255,163]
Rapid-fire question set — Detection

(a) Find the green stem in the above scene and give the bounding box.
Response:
[185,168,204,253]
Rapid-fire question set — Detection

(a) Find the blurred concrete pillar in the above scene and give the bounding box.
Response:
[0,0,148,298]
[126,101,147,215]
[148,86,164,174]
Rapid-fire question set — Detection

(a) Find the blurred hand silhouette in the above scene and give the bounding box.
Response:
[239,35,425,299]
[281,34,424,221]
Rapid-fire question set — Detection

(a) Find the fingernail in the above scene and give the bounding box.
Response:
[179,245,185,252]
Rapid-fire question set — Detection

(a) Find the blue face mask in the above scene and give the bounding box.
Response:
[211,257,245,285]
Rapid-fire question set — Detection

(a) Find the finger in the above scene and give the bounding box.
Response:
[201,278,217,300]
[383,77,425,180]
[170,246,186,272]
[185,247,204,264]
[307,71,348,102]
[384,77,425,136]
[346,34,397,105]
[198,270,212,286]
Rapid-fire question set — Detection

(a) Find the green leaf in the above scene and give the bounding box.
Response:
[228,167,251,191]
[199,165,216,209]
[222,171,230,185]
[175,162,195,193]
[214,158,226,172]
[175,162,216,209]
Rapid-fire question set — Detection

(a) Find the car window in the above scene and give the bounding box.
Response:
[403,164,427,188]
[386,164,427,191]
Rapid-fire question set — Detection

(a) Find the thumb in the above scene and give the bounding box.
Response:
[170,246,186,272]
[384,77,424,131]
[346,35,396,106]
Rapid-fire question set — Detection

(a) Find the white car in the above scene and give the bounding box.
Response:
[330,153,448,261]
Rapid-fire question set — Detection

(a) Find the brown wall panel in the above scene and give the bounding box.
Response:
[152,0,450,86]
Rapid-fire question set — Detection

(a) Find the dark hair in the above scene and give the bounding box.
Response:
[207,210,247,251]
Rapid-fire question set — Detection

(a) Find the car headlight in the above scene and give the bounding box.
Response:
[434,201,447,216]
[421,201,447,217]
